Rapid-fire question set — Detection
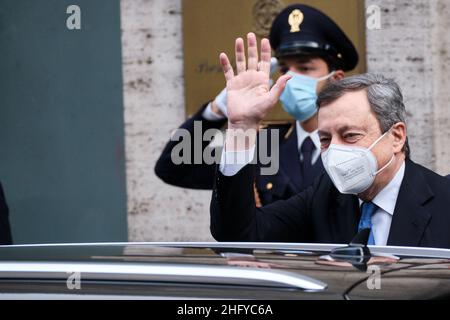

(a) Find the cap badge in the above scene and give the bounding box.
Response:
[288,9,304,33]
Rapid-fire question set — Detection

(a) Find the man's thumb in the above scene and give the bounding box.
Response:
[268,74,292,104]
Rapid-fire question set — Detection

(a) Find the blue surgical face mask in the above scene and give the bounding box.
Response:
[280,71,335,122]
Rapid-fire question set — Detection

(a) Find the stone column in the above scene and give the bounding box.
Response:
[120,0,213,241]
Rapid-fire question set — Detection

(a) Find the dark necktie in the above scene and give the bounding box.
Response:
[300,136,315,188]
[358,202,378,245]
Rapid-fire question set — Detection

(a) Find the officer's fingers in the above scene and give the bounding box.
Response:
[268,74,292,104]
[247,32,258,71]
[259,38,271,75]
[220,53,234,82]
[235,38,246,74]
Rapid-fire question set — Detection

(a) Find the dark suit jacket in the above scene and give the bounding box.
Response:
[155,103,324,206]
[210,159,450,249]
[0,182,12,245]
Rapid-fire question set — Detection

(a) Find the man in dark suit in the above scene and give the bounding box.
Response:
[210,33,450,249]
[155,4,358,205]
[0,182,12,245]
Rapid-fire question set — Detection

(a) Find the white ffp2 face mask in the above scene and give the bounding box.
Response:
[321,130,395,195]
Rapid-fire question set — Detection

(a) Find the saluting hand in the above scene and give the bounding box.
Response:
[219,33,291,133]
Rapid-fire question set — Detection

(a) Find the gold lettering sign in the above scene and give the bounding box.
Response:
[288,9,304,33]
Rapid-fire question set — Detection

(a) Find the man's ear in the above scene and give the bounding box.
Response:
[391,122,407,154]
[332,70,345,81]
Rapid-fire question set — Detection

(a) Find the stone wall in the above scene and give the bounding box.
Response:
[365,0,450,174]
[121,0,450,242]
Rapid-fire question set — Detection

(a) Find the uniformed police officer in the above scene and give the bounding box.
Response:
[155,4,359,206]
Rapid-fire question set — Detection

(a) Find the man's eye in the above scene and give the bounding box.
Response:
[344,133,362,141]
[297,66,310,72]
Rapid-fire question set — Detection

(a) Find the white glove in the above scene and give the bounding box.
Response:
[213,86,228,117]
[213,57,279,118]
[269,57,278,75]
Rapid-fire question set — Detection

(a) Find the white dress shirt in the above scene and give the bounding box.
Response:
[202,102,226,121]
[359,161,406,246]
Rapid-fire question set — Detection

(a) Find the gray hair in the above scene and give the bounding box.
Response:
[317,73,410,158]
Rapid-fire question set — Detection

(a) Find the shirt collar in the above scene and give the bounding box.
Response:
[296,121,321,151]
[359,161,406,216]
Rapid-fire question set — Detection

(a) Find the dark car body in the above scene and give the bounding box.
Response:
[0,242,449,300]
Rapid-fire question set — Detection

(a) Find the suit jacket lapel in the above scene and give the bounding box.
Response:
[334,191,361,242]
[387,160,433,247]
[312,156,324,179]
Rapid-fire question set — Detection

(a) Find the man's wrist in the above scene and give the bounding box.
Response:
[227,119,261,133]
[225,123,258,152]
[219,144,256,176]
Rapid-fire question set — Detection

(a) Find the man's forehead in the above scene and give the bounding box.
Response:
[318,124,367,135]
[318,90,375,132]
[318,111,375,133]
[319,90,371,114]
